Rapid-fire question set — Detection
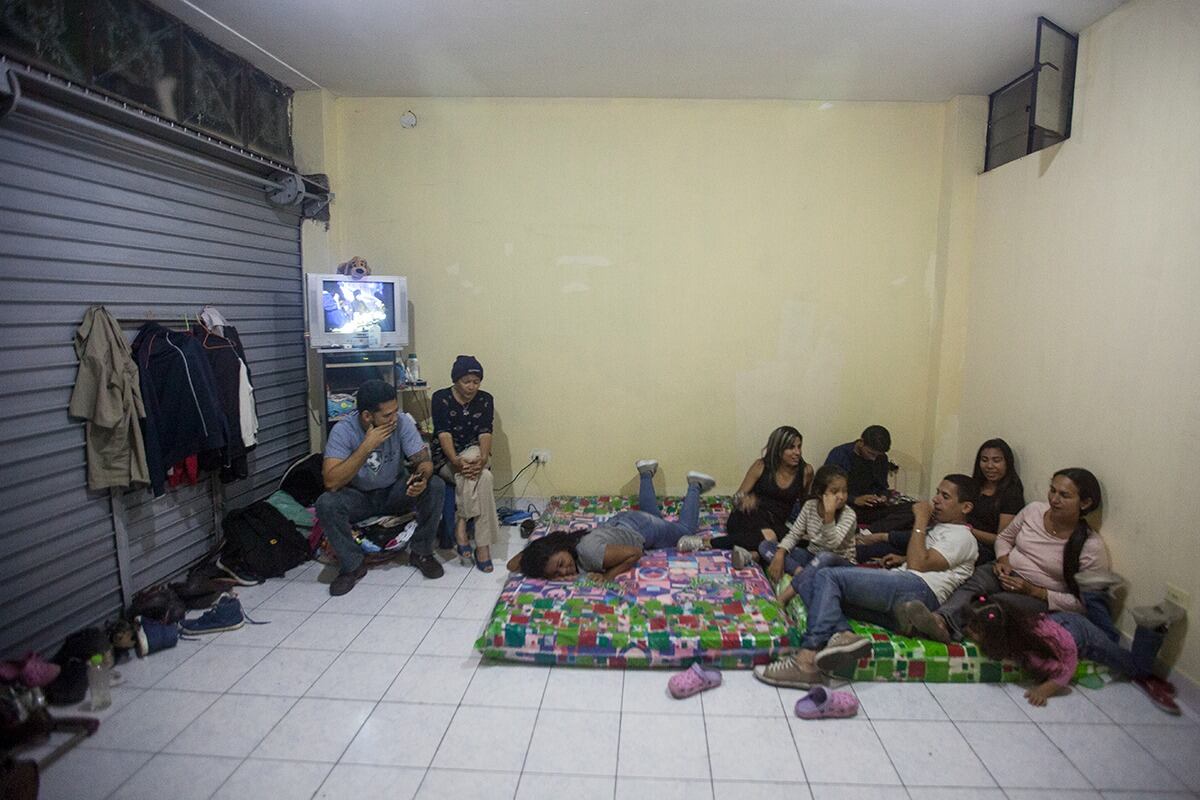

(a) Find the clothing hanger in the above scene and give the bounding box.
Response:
[194,308,236,350]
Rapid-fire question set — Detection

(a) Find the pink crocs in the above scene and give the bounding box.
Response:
[668,663,722,699]
[793,685,859,719]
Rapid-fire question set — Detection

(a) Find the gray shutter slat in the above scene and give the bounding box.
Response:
[0,90,305,657]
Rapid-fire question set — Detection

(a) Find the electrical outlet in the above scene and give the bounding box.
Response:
[1166,583,1191,611]
[530,449,551,464]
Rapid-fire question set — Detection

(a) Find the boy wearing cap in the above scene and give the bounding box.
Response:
[432,355,499,570]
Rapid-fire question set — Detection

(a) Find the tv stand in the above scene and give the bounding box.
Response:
[316,349,433,448]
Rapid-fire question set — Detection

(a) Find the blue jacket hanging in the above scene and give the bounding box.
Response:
[131,322,229,496]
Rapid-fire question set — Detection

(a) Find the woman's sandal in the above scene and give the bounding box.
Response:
[475,552,494,573]
[455,543,473,566]
[668,663,722,699]
[793,685,859,719]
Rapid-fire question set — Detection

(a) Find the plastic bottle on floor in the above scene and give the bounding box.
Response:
[87,653,111,710]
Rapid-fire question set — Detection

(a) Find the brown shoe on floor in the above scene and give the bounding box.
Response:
[814,631,873,672]
[894,601,951,643]
[753,655,826,689]
[329,563,368,596]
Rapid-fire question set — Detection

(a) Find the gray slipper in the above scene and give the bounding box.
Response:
[1132,600,1186,630]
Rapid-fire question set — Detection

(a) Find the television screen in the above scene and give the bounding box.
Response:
[320,280,396,334]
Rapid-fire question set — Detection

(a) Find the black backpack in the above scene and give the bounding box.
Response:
[279,452,325,507]
[222,501,310,578]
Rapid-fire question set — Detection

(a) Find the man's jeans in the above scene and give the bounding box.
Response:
[316,475,445,574]
[800,565,937,651]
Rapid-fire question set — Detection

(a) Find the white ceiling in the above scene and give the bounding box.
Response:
[153,0,1125,102]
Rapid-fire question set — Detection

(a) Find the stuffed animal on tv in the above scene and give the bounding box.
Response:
[336,256,371,279]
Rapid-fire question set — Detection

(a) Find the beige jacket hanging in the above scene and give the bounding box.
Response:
[69,306,150,491]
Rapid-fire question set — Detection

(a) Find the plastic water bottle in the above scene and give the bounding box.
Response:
[88,653,112,710]
[405,353,422,386]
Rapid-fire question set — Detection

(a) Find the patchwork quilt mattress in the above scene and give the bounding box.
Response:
[778,578,1105,687]
[476,495,1106,685]
[474,495,798,667]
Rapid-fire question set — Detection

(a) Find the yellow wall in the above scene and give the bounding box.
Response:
[310,97,957,496]
[958,0,1200,677]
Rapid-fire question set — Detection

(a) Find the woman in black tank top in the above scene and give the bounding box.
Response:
[713,426,813,551]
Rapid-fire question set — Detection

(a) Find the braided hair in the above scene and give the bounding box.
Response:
[1053,468,1103,598]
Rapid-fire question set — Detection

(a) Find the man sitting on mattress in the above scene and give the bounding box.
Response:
[754,474,979,688]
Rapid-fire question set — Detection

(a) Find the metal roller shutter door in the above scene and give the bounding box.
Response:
[0,94,308,657]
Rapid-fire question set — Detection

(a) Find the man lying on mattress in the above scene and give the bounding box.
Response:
[754,474,980,688]
[507,460,716,581]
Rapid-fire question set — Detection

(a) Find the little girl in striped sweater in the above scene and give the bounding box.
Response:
[760,465,858,607]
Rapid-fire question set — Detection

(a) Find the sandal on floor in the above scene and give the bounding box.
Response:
[668,663,722,699]
[793,686,859,719]
[456,544,473,566]
[475,555,494,573]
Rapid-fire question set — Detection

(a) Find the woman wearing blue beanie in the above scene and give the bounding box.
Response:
[431,355,499,570]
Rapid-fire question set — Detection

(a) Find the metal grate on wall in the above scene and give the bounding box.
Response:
[0,69,310,658]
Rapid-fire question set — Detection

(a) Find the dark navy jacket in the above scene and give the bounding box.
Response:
[132,323,229,496]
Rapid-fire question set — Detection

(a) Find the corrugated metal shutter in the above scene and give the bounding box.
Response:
[0,89,307,657]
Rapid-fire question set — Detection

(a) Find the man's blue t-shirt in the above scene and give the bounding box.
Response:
[325,413,426,491]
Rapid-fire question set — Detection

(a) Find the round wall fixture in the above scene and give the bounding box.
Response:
[400,110,417,129]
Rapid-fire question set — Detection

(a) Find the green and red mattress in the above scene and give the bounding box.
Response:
[475,495,1105,685]
[475,495,797,668]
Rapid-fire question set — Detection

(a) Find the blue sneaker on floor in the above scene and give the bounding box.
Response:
[180,593,245,635]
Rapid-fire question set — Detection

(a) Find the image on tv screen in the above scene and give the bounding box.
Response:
[321,280,396,333]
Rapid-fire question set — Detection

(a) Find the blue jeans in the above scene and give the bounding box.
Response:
[1051,611,1164,679]
[790,551,854,597]
[758,540,814,574]
[1082,591,1121,643]
[606,471,700,549]
[316,475,445,574]
[800,566,937,650]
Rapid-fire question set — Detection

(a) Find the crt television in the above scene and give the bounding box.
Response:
[305,273,409,349]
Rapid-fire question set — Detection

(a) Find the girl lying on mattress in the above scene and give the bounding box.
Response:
[506,460,716,582]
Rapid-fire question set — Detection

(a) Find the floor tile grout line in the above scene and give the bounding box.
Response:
[137,569,341,800]
[511,659,553,800]
[612,668,624,800]
[779,687,813,787]
[696,672,717,796]
[863,693,909,789]
[925,682,1006,792]
[1103,713,1197,793]
[312,556,484,795]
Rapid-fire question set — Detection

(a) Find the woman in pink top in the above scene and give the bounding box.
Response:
[899,468,1106,643]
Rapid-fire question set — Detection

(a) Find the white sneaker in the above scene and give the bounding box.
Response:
[635,459,659,477]
[676,535,704,553]
[686,471,716,494]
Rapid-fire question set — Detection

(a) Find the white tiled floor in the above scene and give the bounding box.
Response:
[24,519,1200,800]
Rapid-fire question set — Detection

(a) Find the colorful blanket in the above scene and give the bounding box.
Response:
[777,577,1105,687]
[475,495,796,667]
[477,495,1105,685]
